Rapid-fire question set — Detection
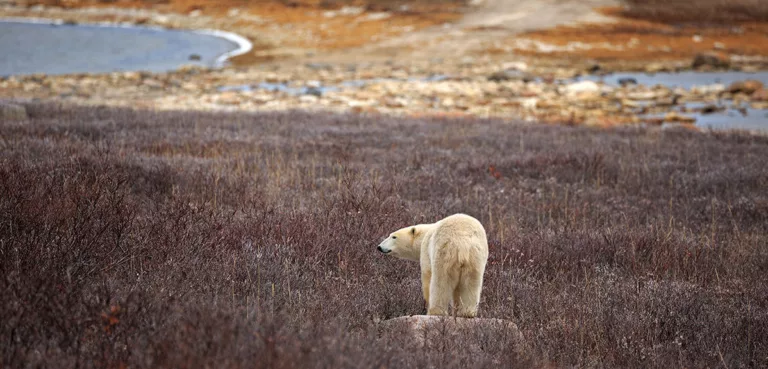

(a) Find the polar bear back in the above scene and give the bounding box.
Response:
[425,213,488,270]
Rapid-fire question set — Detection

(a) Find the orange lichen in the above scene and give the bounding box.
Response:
[508,8,768,62]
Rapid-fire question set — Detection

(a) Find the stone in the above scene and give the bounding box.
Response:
[142,79,164,89]
[618,78,638,87]
[305,86,323,97]
[645,63,666,74]
[727,80,764,95]
[364,12,392,21]
[378,316,528,357]
[586,63,601,73]
[299,95,319,103]
[564,80,600,96]
[752,88,768,102]
[487,70,533,83]
[664,112,696,123]
[692,52,730,70]
[502,61,528,71]
[0,102,28,121]
[699,104,722,114]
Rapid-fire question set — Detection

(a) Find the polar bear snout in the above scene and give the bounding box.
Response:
[377,238,394,254]
[377,241,392,254]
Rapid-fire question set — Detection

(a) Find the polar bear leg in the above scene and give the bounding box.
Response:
[427,267,459,316]
[421,269,431,311]
[456,268,483,318]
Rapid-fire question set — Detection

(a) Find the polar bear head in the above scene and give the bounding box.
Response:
[377,226,420,261]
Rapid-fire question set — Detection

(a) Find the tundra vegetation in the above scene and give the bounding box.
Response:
[1,103,767,368]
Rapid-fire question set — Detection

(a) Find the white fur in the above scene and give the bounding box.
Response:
[378,214,489,317]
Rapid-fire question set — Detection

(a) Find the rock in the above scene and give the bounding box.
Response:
[699,104,722,114]
[691,84,726,94]
[727,80,764,95]
[501,61,528,71]
[0,102,28,121]
[692,52,730,70]
[306,62,333,71]
[177,64,205,74]
[564,80,600,96]
[216,91,242,105]
[645,63,666,74]
[664,112,696,123]
[364,12,391,21]
[586,63,601,74]
[305,86,323,97]
[618,78,638,87]
[385,97,408,108]
[487,70,533,83]
[153,15,170,24]
[142,79,164,89]
[378,316,527,356]
[752,88,768,102]
[621,99,641,108]
[339,6,364,16]
[299,95,319,103]
[188,54,202,61]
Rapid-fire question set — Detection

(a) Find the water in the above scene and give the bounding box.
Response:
[581,71,768,132]
[0,20,240,76]
[583,71,768,90]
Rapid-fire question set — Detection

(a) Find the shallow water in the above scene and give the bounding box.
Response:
[582,71,768,89]
[0,21,239,76]
[580,71,768,132]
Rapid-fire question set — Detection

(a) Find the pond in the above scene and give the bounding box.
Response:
[581,71,768,132]
[0,19,249,76]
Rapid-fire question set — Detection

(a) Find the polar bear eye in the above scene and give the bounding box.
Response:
[392,236,397,239]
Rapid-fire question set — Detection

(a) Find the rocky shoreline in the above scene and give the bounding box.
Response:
[1,3,767,131]
[3,60,766,130]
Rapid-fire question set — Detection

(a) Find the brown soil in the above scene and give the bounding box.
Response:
[509,7,768,63]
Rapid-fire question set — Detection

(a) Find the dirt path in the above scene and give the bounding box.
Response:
[314,0,619,63]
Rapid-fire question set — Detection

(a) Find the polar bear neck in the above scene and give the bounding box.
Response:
[402,222,437,261]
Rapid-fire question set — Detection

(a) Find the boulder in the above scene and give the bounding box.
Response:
[564,80,600,96]
[752,88,768,102]
[0,102,28,121]
[727,80,764,95]
[487,70,533,83]
[379,315,528,357]
[645,62,666,74]
[691,52,730,70]
[618,78,638,87]
[664,112,696,123]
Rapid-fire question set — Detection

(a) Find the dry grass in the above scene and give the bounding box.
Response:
[1,103,767,368]
[621,0,768,24]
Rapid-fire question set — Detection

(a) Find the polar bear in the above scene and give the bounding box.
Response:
[377,214,489,318]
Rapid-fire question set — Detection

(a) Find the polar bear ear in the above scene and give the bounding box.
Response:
[411,227,416,236]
